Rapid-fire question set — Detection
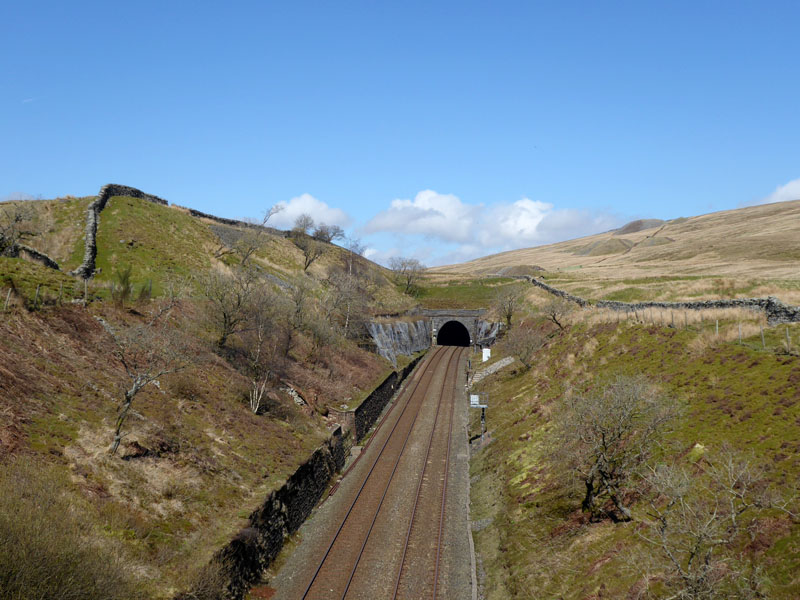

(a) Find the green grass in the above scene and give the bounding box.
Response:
[471,317,800,599]
[0,257,82,306]
[94,196,219,295]
[415,277,522,309]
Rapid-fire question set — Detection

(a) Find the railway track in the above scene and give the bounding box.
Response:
[299,345,464,600]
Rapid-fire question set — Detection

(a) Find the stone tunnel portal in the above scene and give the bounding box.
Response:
[436,320,471,346]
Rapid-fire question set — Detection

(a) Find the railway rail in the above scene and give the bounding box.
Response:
[299,345,465,600]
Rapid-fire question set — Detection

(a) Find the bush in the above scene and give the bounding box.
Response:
[0,458,145,600]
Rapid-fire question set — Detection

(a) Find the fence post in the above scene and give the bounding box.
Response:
[34,284,41,308]
[58,282,63,306]
[83,279,88,308]
[716,319,719,336]
[4,288,10,311]
[684,311,688,329]
[761,326,765,349]
[787,327,791,347]
[738,322,742,343]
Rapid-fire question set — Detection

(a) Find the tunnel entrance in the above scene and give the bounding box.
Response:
[436,320,471,346]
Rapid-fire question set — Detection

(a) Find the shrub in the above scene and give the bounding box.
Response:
[0,458,145,600]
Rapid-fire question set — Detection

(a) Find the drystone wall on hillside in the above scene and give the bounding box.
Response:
[518,275,800,326]
[12,244,60,270]
[71,184,168,279]
[367,319,431,366]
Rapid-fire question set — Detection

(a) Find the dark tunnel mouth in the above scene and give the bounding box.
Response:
[436,320,471,346]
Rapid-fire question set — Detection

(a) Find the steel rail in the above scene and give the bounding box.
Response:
[342,344,458,600]
[392,350,463,600]
[300,347,448,600]
[432,346,463,599]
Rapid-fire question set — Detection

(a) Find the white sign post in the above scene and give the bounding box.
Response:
[482,348,491,362]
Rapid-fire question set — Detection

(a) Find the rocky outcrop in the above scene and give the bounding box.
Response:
[517,276,800,326]
[475,320,502,346]
[367,319,431,366]
[71,184,168,279]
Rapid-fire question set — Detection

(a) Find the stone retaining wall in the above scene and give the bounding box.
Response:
[354,353,424,441]
[195,427,348,600]
[517,275,800,326]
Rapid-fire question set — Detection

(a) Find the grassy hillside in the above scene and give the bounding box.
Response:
[470,309,800,599]
[0,192,419,598]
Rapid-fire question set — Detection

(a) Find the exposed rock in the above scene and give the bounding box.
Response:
[367,319,431,366]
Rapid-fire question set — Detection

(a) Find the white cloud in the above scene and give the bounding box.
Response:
[270,193,351,229]
[363,190,621,266]
[364,190,478,243]
[758,178,800,205]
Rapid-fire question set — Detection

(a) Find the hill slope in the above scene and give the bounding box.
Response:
[439,200,800,280]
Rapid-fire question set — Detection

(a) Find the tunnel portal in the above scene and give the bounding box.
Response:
[436,320,471,346]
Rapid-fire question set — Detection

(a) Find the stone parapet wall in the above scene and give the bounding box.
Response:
[516,275,800,326]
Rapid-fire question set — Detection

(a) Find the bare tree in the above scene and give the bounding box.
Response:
[234,205,283,266]
[344,237,366,276]
[312,223,345,243]
[240,286,285,414]
[295,236,325,272]
[389,256,426,294]
[325,268,369,339]
[555,375,677,521]
[292,213,315,235]
[501,325,545,371]
[494,286,523,329]
[200,267,257,349]
[98,303,189,454]
[542,297,574,331]
[633,450,794,599]
[0,203,35,257]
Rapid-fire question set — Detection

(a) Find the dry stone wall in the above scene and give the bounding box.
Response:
[71,184,168,279]
[518,275,800,326]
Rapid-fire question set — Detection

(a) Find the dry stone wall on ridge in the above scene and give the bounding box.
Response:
[71,184,168,279]
[518,275,800,326]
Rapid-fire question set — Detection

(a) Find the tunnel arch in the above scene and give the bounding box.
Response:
[436,320,471,346]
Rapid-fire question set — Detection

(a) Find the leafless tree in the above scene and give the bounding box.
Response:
[200,267,258,349]
[501,325,545,371]
[312,223,345,243]
[325,268,369,339]
[494,286,523,329]
[542,297,574,331]
[632,450,795,599]
[295,235,325,271]
[292,213,315,235]
[0,203,35,257]
[240,286,284,413]
[389,256,426,294]
[344,237,366,276]
[554,375,677,521]
[233,205,283,266]
[98,302,190,455]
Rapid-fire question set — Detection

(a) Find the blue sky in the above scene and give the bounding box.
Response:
[2,1,799,265]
